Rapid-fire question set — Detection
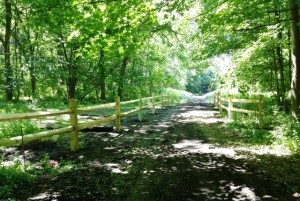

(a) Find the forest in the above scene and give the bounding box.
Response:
[1,0,300,200]
[0,0,298,113]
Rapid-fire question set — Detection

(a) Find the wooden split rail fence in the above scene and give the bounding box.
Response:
[0,94,169,151]
[215,92,264,129]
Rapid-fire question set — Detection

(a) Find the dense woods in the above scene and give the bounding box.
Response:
[1,0,300,121]
[2,1,300,200]
[0,0,193,103]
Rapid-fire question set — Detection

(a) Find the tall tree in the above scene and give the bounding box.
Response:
[0,0,13,101]
[289,0,300,121]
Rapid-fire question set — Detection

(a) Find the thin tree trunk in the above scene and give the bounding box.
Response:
[67,64,77,99]
[289,0,300,121]
[4,0,13,101]
[275,10,287,112]
[14,24,20,101]
[29,45,36,97]
[61,43,78,99]
[273,50,281,105]
[118,56,129,99]
[288,29,292,88]
[98,48,106,101]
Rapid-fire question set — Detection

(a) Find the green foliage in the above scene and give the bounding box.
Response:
[227,113,275,145]
[185,69,215,95]
[34,99,68,110]
[0,165,35,199]
[0,120,40,139]
[0,102,35,113]
[226,109,300,153]
[164,88,193,105]
[271,112,300,153]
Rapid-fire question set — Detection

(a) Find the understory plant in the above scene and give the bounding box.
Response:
[0,120,40,139]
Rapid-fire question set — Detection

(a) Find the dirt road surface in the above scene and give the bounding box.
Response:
[1,105,299,201]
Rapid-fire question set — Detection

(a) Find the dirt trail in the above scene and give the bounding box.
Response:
[1,105,298,201]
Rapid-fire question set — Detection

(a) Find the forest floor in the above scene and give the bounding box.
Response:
[1,104,300,200]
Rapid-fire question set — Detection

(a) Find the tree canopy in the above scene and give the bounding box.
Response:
[1,0,300,119]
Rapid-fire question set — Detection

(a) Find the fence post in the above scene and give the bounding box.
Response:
[258,95,264,129]
[152,93,156,114]
[214,92,218,107]
[115,96,121,132]
[69,99,79,151]
[218,92,223,112]
[161,95,164,109]
[167,94,170,106]
[138,94,143,121]
[228,95,233,119]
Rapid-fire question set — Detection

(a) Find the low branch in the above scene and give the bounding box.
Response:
[234,18,292,32]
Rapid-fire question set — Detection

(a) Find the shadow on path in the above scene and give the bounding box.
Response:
[1,105,299,201]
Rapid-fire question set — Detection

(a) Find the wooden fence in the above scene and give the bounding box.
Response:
[0,94,169,151]
[215,92,264,129]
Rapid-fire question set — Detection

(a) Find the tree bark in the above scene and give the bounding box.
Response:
[98,48,106,101]
[288,29,292,88]
[4,0,13,101]
[273,50,281,105]
[275,10,287,112]
[67,64,77,99]
[289,0,300,121]
[27,43,37,97]
[118,56,129,99]
[61,42,78,99]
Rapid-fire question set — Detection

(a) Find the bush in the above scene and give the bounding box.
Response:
[164,88,193,105]
[0,165,35,199]
[0,120,40,139]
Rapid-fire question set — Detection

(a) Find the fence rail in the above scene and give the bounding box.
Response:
[215,92,264,129]
[0,94,169,151]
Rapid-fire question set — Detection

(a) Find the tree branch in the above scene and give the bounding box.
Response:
[234,18,292,32]
[188,0,229,20]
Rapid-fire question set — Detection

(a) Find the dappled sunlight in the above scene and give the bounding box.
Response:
[172,107,222,125]
[173,139,236,157]
[2,105,299,200]
[31,192,60,201]
[87,160,129,174]
[236,146,291,157]
[105,163,128,174]
[192,183,260,201]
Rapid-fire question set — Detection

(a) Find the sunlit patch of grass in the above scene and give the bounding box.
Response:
[216,109,300,155]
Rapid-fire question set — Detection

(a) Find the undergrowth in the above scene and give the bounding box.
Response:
[225,107,300,154]
[0,161,35,200]
[0,120,40,139]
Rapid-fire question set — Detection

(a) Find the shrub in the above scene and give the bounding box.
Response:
[0,165,35,199]
[0,120,40,139]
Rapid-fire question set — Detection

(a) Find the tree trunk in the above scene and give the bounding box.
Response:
[29,45,36,97]
[4,0,13,101]
[288,29,292,88]
[275,10,287,112]
[289,0,300,121]
[118,56,129,99]
[273,50,281,105]
[67,64,77,99]
[98,48,106,101]
[276,45,287,110]
[61,43,78,100]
